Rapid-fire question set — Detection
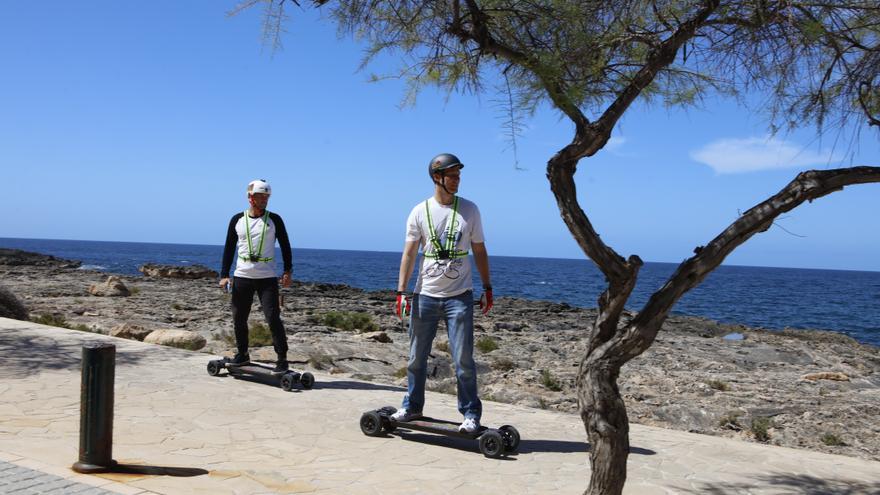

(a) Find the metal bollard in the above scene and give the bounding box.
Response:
[72,342,116,473]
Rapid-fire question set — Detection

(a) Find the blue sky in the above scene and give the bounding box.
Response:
[1,2,878,271]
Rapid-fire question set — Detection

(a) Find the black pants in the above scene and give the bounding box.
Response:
[231,276,288,361]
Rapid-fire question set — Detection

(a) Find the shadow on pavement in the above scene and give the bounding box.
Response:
[0,329,157,377]
[311,380,405,392]
[111,463,209,477]
[685,474,880,495]
[387,431,655,457]
[515,439,653,455]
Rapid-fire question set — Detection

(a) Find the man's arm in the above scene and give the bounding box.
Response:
[397,241,420,292]
[471,241,493,314]
[272,213,293,287]
[471,242,491,289]
[219,214,241,288]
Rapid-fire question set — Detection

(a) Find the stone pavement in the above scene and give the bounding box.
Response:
[1,318,878,495]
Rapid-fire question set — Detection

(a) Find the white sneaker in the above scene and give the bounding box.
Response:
[459,417,480,433]
[390,408,422,422]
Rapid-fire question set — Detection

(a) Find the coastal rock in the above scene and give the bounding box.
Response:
[802,372,850,382]
[361,331,392,343]
[138,263,218,280]
[143,329,207,350]
[110,323,153,341]
[89,276,131,297]
[0,248,81,268]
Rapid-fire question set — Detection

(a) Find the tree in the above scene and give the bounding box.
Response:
[234,1,880,493]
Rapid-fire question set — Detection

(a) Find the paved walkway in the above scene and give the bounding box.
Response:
[1,318,878,494]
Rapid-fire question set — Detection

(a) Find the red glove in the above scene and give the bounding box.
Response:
[479,287,493,314]
[395,292,411,319]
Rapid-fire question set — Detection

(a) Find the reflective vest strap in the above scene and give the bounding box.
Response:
[425,197,460,255]
[243,210,272,263]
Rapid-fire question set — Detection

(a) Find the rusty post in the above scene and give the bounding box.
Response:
[72,342,116,473]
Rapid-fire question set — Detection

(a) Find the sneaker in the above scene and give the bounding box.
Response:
[459,417,480,433]
[230,353,251,365]
[272,360,289,373]
[390,408,422,422]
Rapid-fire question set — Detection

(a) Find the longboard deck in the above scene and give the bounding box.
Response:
[390,416,488,439]
[226,362,286,376]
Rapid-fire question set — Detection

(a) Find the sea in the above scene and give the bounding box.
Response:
[1,237,878,348]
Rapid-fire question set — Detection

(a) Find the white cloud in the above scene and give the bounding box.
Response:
[690,135,840,174]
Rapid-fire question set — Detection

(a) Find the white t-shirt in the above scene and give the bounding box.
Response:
[233,213,282,279]
[406,196,485,297]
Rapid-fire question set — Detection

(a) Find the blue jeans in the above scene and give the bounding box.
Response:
[401,291,481,420]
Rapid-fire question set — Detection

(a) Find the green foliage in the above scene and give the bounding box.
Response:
[308,353,334,370]
[320,311,379,333]
[706,379,730,391]
[217,323,274,347]
[475,336,499,353]
[249,323,274,346]
[751,417,772,442]
[492,357,516,372]
[820,433,846,446]
[718,411,743,430]
[31,314,92,332]
[32,313,68,328]
[394,366,408,379]
[541,369,563,391]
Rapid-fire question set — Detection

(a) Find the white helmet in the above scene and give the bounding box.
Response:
[247,179,271,196]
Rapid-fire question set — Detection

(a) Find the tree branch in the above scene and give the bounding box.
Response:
[592,0,721,146]
[620,166,880,359]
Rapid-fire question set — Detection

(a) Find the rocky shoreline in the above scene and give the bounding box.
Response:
[1,250,878,462]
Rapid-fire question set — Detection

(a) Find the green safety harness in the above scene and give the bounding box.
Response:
[423,196,468,260]
[240,210,274,263]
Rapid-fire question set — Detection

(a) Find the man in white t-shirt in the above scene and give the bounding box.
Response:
[392,153,494,433]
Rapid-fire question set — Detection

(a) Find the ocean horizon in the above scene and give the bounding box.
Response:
[2,237,878,347]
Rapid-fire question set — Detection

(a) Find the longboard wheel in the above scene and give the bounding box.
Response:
[360,411,383,437]
[280,373,296,391]
[478,430,505,458]
[206,360,222,376]
[499,425,520,452]
[300,372,315,389]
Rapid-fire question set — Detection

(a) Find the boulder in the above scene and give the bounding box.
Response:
[89,276,131,297]
[110,323,153,341]
[138,263,218,280]
[143,329,207,350]
[0,284,28,320]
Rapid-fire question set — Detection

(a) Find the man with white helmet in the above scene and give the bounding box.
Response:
[393,153,494,433]
[219,179,293,372]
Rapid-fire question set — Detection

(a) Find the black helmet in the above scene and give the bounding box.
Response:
[428,153,464,179]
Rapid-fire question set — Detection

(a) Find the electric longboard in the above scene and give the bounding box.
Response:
[359,406,520,458]
[206,358,315,391]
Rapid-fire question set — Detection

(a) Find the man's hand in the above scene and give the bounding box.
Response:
[394,291,411,320]
[281,272,292,288]
[479,288,493,315]
[219,278,231,291]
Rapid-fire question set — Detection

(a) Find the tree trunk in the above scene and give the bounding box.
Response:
[580,357,629,495]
